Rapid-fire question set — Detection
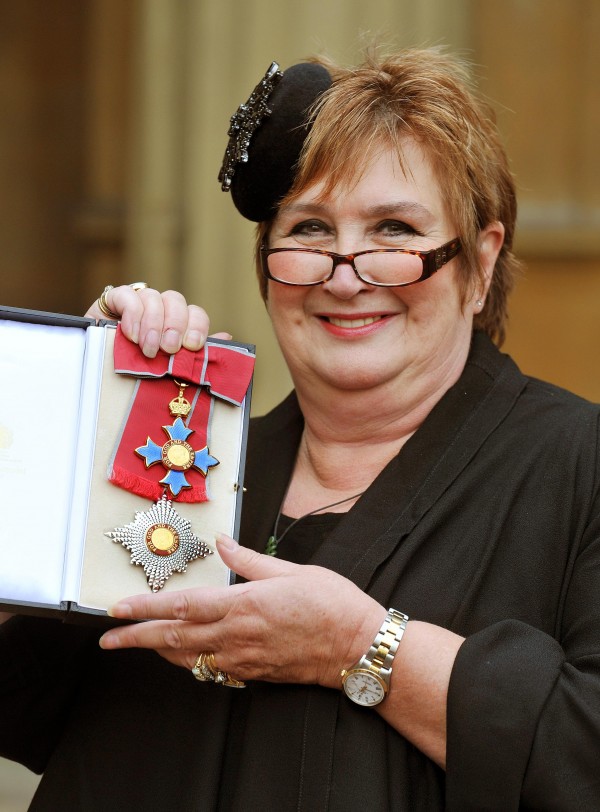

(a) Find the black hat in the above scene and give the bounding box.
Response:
[218,61,332,222]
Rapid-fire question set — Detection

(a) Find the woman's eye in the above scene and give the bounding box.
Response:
[377,220,417,236]
[290,220,329,237]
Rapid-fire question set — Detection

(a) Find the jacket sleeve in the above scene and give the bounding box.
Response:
[0,616,98,773]
[446,503,600,810]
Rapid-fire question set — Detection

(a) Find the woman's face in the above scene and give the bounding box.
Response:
[266,140,494,399]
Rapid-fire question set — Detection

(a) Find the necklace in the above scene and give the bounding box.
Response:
[264,490,364,556]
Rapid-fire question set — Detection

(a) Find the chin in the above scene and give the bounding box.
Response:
[318,364,398,392]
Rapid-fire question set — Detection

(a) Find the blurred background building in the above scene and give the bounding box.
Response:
[0,0,598,807]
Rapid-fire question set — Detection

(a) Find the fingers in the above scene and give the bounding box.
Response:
[86,286,214,358]
[156,293,209,354]
[98,587,237,653]
[127,287,164,355]
[102,536,295,625]
[99,540,298,655]
[215,534,298,581]
[106,584,239,623]
[100,618,209,654]
[99,581,255,661]
[132,289,212,358]
[97,546,385,689]
[183,305,212,350]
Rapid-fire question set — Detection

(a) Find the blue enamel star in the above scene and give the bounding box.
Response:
[135,417,219,497]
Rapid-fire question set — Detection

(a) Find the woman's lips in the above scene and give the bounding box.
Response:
[317,313,395,335]
[326,315,383,328]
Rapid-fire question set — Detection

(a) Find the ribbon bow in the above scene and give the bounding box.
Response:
[108,326,255,503]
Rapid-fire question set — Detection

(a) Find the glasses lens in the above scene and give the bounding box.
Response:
[354,252,423,285]
[267,250,333,284]
[265,249,425,286]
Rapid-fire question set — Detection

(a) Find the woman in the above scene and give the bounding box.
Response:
[2,48,600,810]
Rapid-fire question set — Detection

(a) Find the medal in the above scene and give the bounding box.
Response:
[135,415,219,497]
[105,495,212,592]
[105,328,255,591]
[107,377,216,590]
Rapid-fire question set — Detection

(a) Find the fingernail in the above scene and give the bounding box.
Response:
[183,330,205,350]
[216,533,238,551]
[222,333,233,341]
[107,602,132,619]
[130,322,140,344]
[162,328,182,354]
[143,329,160,358]
[99,633,114,649]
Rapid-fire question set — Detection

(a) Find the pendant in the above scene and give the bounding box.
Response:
[105,495,213,592]
[265,535,278,556]
[135,416,219,497]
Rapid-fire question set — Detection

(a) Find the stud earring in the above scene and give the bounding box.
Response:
[476,299,483,308]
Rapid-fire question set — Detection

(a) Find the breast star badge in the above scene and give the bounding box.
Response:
[135,417,219,497]
[105,495,213,592]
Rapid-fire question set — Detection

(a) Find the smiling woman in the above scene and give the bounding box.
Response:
[2,47,600,812]
[264,146,501,412]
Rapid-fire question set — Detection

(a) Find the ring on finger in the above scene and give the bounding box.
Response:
[191,653,214,682]
[192,652,246,688]
[97,285,120,320]
[97,282,149,321]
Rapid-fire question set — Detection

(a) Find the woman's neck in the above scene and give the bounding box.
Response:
[282,366,460,516]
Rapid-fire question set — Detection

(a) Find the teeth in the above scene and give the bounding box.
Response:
[328,316,382,328]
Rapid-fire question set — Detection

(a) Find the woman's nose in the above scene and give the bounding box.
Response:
[321,259,370,299]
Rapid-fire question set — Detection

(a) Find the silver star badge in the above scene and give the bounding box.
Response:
[105,495,213,591]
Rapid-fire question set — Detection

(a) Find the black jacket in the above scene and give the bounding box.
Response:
[2,333,600,810]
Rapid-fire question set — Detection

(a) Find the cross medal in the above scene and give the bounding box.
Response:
[105,382,219,591]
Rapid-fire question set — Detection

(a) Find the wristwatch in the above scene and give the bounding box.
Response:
[341,608,409,707]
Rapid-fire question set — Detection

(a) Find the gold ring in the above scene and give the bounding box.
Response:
[97,285,120,320]
[191,653,213,682]
[191,652,246,688]
[129,282,148,292]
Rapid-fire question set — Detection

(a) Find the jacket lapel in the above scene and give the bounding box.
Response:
[241,334,528,596]
[310,334,528,594]
[241,391,304,554]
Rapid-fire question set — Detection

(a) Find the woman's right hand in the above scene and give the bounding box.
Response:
[85,286,232,358]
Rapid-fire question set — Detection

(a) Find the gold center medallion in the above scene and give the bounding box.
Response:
[106,495,213,591]
[162,439,195,470]
[145,523,180,556]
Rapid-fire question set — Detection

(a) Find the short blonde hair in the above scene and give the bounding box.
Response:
[255,48,520,345]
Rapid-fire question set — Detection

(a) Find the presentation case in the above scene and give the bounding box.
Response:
[0,305,254,622]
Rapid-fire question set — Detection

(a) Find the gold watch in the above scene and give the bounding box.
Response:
[341,608,409,707]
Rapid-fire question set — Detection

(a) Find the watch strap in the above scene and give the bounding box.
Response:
[358,608,409,683]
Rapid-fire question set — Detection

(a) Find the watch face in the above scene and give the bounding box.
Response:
[343,669,386,706]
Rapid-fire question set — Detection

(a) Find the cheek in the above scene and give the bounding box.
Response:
[267,282,309,320]
[390,287,433,320]
[266,283,285,322]
[393,279,466,330]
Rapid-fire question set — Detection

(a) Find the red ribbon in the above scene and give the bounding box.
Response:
[108,326,254,503]
[113,325,255,406]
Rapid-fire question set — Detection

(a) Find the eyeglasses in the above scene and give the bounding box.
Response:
[260,237,462,288]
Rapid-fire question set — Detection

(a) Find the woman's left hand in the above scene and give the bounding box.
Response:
[99,535,386,689]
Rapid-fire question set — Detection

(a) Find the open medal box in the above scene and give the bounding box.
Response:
[0,305,254,622]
